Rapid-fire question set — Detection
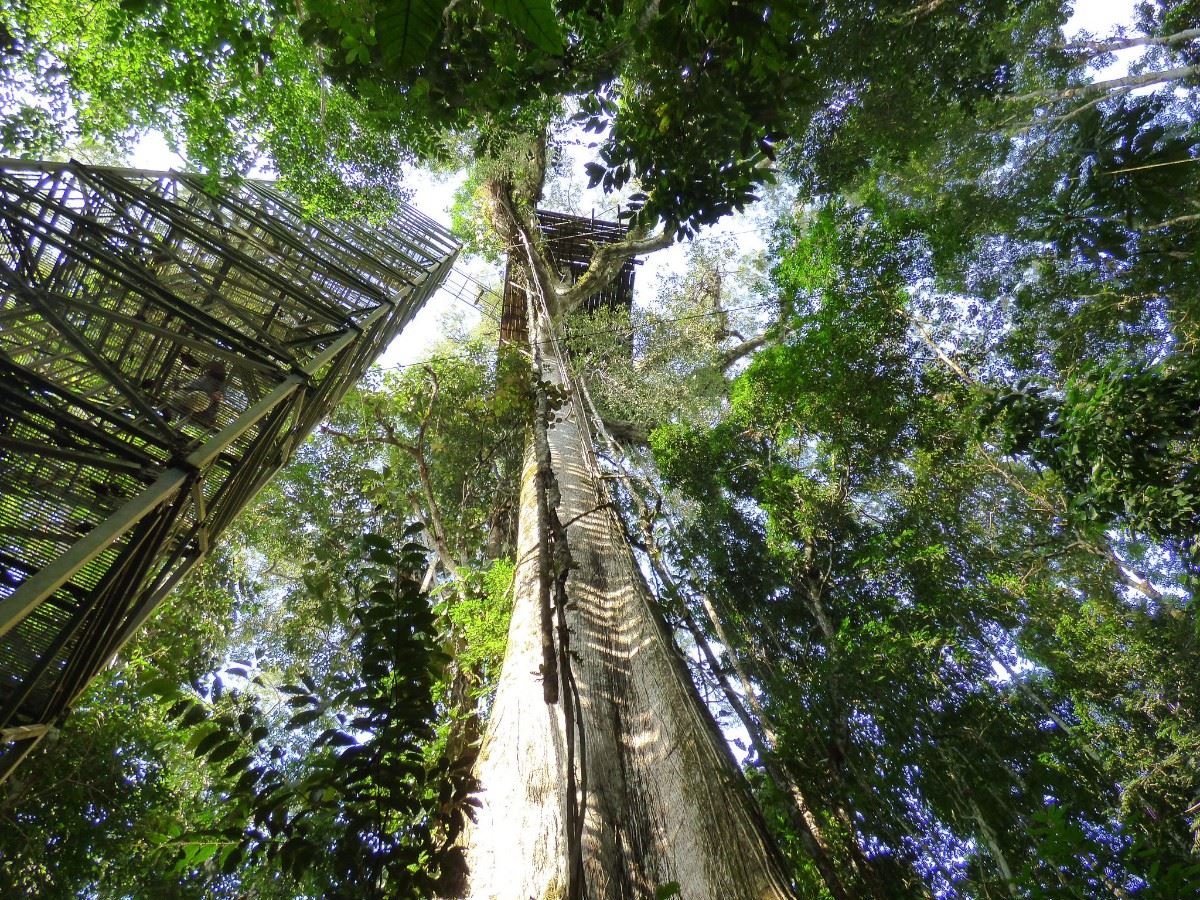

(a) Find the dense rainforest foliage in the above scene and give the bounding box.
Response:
[0,0,1198,895]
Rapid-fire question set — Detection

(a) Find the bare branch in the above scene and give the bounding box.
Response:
[1011,65,1200,104]
[717,332,771,371]
[557,228,674,312]
[1055,26,1200,56]
[901,310,975,385]
[893,0,947,22]
[319,424,378,448]
[1140,212,1200,231]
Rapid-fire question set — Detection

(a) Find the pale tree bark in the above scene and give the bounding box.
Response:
[1011,64,1200,104]
[456,328,797,898]
[717,332,771,371]
[585,379,874,900]
[556,229,674,312]
[1055,27,1200,56]
[457,137,797,894]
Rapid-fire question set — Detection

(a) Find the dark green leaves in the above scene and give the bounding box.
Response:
[376,0,443,69]
[478,0,563,56]
[142,523,474,896]
[984,355,1200,558]
[192,730,226,760]
[286,707,324,729]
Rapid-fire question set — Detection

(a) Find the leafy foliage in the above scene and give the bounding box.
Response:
[4,1,1200,897]
[0,343,520,894]
[984,354,1200,561]
[644,189,1200,895]
[149,527,472,897]
[2,0,1057,232]
[439,557,516,701]
[1,0,425,210]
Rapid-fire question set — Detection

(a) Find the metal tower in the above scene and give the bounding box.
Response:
[0,160,458,778]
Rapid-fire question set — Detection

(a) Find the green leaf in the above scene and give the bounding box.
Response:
[368,547,397,565]
[140,676,182,699]
[236,767,264,792]
[288,708,324,729]
[478,0,564,56]
[181,703,208,728]
[655,882,682,899]
[322,728,357,747]
[209,740,242,764]
[375,0,443,70]
[193,843,219,865]
[221,844,244,875]
[193,730,226,759]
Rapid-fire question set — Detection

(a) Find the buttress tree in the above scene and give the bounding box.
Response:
[451,140,798,897]
[5,0,1191,896]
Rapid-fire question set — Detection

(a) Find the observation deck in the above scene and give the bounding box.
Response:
[500,210,637,345]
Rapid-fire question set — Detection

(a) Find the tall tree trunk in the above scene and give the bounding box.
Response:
[456,338,796,899]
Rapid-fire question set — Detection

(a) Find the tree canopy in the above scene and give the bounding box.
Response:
[2,0,1200,896]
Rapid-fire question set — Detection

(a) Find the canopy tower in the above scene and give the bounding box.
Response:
[499,210,637,345]
[0,160,457,779]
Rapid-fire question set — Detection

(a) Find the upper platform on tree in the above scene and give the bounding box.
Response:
[0,159,458,780]
[499,210,638,345]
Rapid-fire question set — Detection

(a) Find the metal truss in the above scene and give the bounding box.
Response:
[0,160,458,779]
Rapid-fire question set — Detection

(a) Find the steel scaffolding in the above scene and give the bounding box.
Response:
[0,160,458,779]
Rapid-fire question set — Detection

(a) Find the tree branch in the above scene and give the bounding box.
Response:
[556,228,674,312]
[486,178,571,314]
[320,378,462,576]
[902,310,975,385]
[1055,26,1200,56]
[894,0,947,22]
[477,127,676,318]
[1011,65,1200,104]
[1140,212,1200,231]
[403,368,461,577]
[717,332,771,371]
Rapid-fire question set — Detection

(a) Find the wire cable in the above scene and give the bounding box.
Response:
[445,221,770,283]
[373,297,779,374]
